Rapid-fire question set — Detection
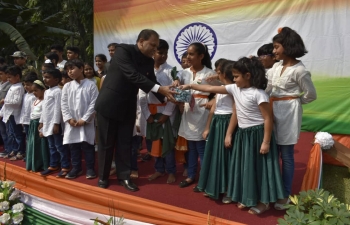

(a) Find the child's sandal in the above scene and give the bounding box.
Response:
[56,168,70,178]
[248,202,270,215]
[237,202,247,209]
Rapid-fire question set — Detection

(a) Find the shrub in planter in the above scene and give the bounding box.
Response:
[278,189,350,225]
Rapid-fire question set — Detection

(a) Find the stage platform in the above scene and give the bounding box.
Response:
[0,132,315,225]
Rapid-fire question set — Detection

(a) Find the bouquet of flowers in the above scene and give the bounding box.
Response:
[0,180,24,225]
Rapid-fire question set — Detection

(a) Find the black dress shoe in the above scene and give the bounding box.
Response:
[179,179,195,188]
[119,179,139,192]
[98,179,109,188]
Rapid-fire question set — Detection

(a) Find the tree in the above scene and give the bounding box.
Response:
[0,0,93,65]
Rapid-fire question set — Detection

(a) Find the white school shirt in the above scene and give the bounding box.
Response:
[61,79,98,145]
[266,61,317,145]
[139,62,176,136]
[40,86,62,137]
[178,66,214,141]
[57,60,67,70]
[30,99,43,120]
[225,84,269,128]
[214,91,234,115]
[0,83,24,123]
[19,93,36,125]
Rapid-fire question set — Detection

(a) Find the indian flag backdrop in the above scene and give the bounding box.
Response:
[94,0,350,135]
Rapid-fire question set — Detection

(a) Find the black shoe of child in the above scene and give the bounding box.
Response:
[40,167,60,176]
[86,169,97,179]
[65,168,83,179]
[141,153,152,162]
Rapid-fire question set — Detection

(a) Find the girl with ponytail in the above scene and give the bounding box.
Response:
[177,42,216,188]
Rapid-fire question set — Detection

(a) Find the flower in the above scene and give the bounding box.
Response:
[0,213,10,224]
[12,203,25,213]
[12,213,24,224]
[0,193,3,200]
[9,189,20,201]
[0,201,10,211]
[1,181,15,189]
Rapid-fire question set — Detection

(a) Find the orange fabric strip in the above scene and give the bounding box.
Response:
[193,94,208,99]
[301,143,322,191]
[1,162,242,225]
[148,103,166,115]
[270,96,299,114]
[150,139,162,157]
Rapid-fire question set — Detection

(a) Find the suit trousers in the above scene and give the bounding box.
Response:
[97,113,135,180]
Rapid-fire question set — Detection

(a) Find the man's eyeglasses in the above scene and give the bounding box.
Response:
[258,54,273,59]
[40,70,47,74]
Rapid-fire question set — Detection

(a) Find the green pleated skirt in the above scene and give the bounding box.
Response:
[226,124,286,206]
[197,114,233,199]
[26,119,50,172]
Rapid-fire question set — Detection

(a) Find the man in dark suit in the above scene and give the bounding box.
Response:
[95,29,175,191]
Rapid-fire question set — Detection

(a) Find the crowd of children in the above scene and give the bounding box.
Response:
[0,26,317,215]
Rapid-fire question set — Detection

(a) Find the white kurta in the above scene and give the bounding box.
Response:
[19,93,36,125]
[139,62,176,136]
[266,61,317,145]
[61,79,98,145]
[40,86,63,137]
[0,83,24,123]
[178,66,215,141]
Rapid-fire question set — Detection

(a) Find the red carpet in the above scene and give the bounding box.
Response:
[0,132,314,225]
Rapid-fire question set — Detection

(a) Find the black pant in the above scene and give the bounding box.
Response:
[97,113,135,180]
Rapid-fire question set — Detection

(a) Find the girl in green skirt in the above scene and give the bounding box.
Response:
[26,80,49,172]
[195,60,237,202]
[180,57,286,215]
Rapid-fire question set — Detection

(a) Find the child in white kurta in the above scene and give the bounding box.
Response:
[19,73,37,138]
[40,69,71,177]
[61,65,99,179]
[0,66,25,160]
[139,61,177,183]
[267,27,317,206]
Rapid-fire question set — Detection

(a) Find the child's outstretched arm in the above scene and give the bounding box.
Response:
[225,102,237,148]
[258,102,273,154]
[180,84,228,94]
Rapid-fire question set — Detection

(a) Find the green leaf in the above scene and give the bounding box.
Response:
[0,22,37,60]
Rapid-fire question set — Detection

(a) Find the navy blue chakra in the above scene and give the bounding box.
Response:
[174,22,217,64]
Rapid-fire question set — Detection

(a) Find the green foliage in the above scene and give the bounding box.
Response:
[0,0,93,65]
[278,189,350,225]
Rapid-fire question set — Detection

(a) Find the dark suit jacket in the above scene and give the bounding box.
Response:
[95,44,159,121]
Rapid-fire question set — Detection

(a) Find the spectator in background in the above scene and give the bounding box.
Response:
[104,43,118,72]
[50,44,67,70]
[0,56,6,66]
[66,46,80,60]
[10,51,38,80]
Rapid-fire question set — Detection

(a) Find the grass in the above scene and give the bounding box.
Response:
[322,164,350,204]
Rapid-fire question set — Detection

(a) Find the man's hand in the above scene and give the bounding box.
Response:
[69,119,77,127]
[157,114,169,124]
[158,86,177,102]
[75,119,86,127]
[147,115,154,123]
[53,124,60,134]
